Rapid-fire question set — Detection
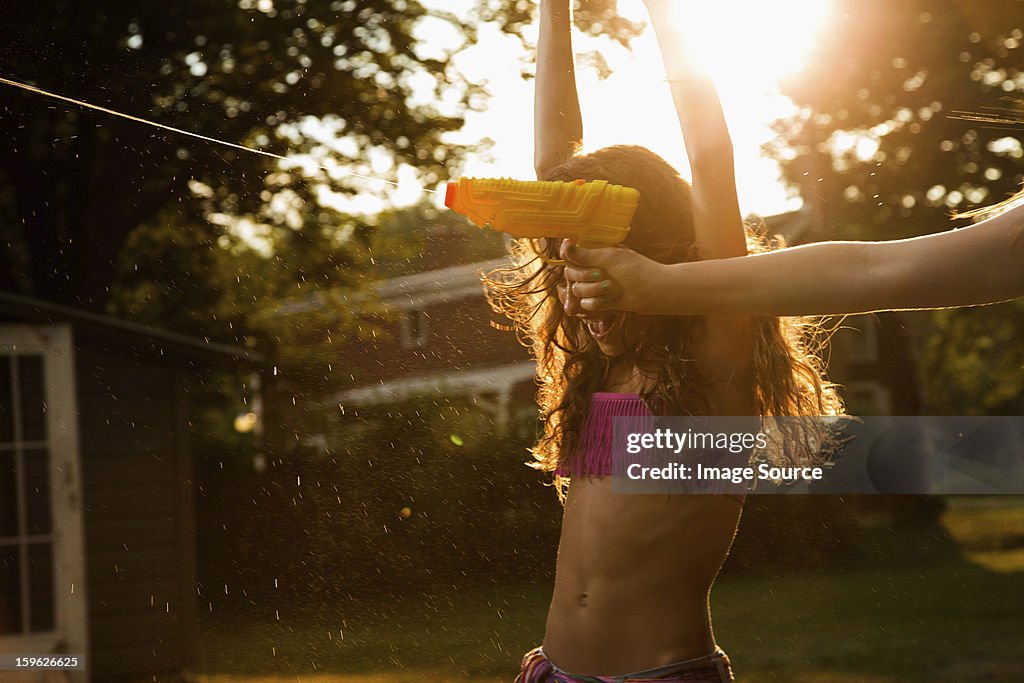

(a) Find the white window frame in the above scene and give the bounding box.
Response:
[399,309,430,349]
[0,325,89,683]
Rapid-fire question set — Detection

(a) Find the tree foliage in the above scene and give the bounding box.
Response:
[0,0,637,330]
[0,1,437,308]
[769,0,1024,412]
[771,0,1023,239]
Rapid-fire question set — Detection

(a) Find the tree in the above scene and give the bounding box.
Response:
[768,0,1024,413]
[771,0,1022,239]
[0,1,428,307]
[0,0,638,324]
[0,0,642,464]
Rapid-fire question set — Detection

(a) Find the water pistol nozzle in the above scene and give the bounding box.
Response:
[444,178,640,249]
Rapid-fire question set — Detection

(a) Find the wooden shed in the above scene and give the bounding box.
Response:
[0,291,260,682]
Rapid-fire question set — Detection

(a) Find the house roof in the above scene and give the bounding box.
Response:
[763,208,821,246]
[273,257,508,318]
[0,290,263,366]
[333,361,536,406]
[276,209,820,320]
[374,258,505,311]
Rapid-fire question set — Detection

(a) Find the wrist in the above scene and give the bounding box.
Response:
[657,260,722,316]
[650,261,696,314]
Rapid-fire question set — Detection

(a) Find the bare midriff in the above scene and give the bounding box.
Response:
[543,342,753,676]
[542,478,743,675]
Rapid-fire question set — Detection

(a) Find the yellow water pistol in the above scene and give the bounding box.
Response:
[444,178,640,248]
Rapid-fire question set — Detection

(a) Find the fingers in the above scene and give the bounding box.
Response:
[557,240,642,313]
[563,264,604,284]
[557,281,584,317]
[560,242,620,312]
[559,239,617,267]
[564,259,618,300]
[563,275,619,313]
[569,278,616,301]
[558,239,576,263]
[580,296,616,312]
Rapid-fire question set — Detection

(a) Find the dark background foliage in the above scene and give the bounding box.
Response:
[767,0,1024,414]
[0,0,636,333]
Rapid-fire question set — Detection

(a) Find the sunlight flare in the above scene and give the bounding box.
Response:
[658,0,833,87]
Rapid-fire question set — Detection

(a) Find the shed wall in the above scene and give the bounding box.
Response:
[75,348,197,681]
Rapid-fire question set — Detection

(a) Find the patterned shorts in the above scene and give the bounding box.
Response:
[514,646,735,682]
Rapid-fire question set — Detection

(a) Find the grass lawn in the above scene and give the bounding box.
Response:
[191,500,1024,682]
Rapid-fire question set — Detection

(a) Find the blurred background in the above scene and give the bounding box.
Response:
[0,1,1022,681]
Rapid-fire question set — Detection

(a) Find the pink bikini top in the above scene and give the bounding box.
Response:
[556,392,650,478]
[556,392,747,502]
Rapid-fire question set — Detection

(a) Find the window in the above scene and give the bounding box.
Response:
[0,354,55,635]
[400,309,429,348]
[0,326,87,666]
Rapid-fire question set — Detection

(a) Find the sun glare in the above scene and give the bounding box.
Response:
[568,0,836,214]
[662,0,833,87]
[443,1,836,216]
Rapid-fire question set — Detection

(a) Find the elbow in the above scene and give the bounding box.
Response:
[534,158,555,181]
[687,139,735,174]
[860,243,895,310]
[533,147,550,180]
[534,146,575,181]
[862,242,884,281]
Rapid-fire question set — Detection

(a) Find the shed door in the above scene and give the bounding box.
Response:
[0,326,88,682]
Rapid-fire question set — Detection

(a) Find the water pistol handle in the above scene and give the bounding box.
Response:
[444,178,640,249]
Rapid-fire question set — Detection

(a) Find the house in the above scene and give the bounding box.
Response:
[284,208,920,434]
[330,257,536,432]
[0,291,261,682]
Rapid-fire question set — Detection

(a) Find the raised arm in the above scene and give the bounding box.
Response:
[644,0,746,260]
[641,0,752,367]
[535,0,583,179]
[563,198,1024,316]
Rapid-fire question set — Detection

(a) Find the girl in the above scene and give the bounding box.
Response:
[484,1,843,680]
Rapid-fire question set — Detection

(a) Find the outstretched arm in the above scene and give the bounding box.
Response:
[563,198,1024,316]
[535,0,583,179]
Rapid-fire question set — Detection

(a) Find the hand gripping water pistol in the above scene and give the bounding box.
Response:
[444,178,640,249]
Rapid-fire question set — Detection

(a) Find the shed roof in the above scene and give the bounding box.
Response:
[0,290,263,367]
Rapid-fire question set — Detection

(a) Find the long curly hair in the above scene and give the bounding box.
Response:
[956,185,1024,219]
[483,146,843,498]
